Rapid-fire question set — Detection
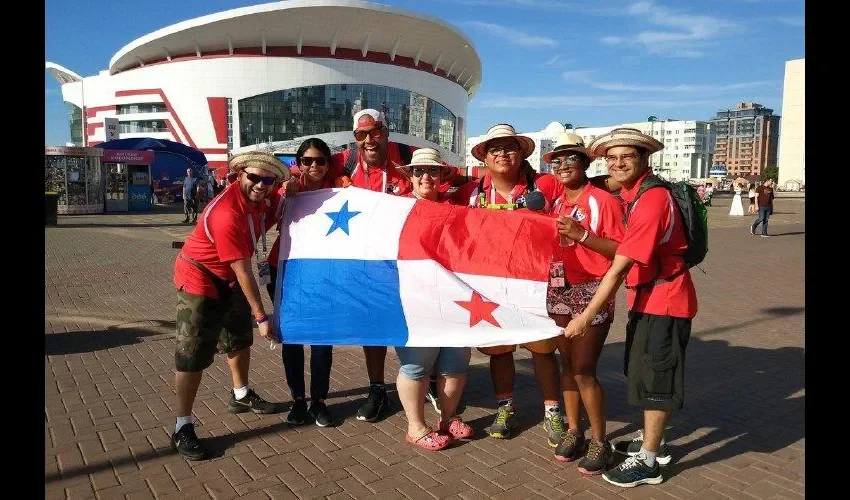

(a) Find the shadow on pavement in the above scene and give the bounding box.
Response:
[45,320,175,356]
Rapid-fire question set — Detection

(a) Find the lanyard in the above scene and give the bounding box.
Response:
[247,213,268,262]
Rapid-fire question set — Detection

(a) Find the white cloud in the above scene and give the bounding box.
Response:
[541,55,579,68]
[463,21,558,47]
[776,16,805,27]
[560,72,773,93]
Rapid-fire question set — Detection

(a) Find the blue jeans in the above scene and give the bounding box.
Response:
[752,206,772,235]
[395,346,471,380]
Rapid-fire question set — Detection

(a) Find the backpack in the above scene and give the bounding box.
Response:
[343,142,412,177]
[626,174,708,284]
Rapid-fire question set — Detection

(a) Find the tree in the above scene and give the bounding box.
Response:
[761,166,778,181]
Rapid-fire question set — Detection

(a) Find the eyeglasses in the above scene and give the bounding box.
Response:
[244,172,277,185]
[299,156,327,167]
[487,144,519,156]
[411,166,441,178]
[354,127,386,141]
[605,153,639,164]
[549,154,584,170]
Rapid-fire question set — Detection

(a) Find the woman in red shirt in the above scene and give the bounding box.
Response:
[266,138,336,428]
[544,134,625,474]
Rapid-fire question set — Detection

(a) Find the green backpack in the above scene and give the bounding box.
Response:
[628,174,709,270]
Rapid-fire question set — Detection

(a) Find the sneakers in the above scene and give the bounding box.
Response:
[750,225,756,235]
[182,218,190,224]
[612,431,672,466]
[554,429,585,462]
[486,405,515,439]
[425,378,440,412]
[286,399,308,425]
[602,453,663,487]
[577,439,613,475]
[356,385,388,422]
[310,401,334,427]
[760,234,769,238]
[543,411,567,448]
[172,423,207,461]
[227,389,278,414]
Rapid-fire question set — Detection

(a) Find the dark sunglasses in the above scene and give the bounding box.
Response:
[411,166,441,177]
[299,156,328,167]
[244,172,276,185]
[354,127,386,141]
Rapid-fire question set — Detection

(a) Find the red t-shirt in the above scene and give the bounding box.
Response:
[173,182,280,298]
[551,184,625,284]
[326,142,414,196]
[617,172,698,319]
[451,172,563,212]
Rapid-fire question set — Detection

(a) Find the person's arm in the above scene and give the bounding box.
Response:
[564,255,633,338]
[230,257,275,341]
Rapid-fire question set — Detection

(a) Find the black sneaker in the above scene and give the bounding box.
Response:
[577,438,613,475]
[612,431,671,466]
[602,454,663,487]
[425,378,440,413]
[182,218,190,224]
[172,423,207,461]
[287,399,308,425]
[554,429,585,462]
[750,225,756,235]
[228,389,278,414]
[310,401,334,427]
[356,385,388,422]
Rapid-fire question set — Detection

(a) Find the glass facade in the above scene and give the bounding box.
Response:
[116,103,167,114]
[67,104,83,146]
[238,84,462,153]
[119,120,169,133]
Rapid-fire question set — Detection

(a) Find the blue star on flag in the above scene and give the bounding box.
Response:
[325,200,361,236]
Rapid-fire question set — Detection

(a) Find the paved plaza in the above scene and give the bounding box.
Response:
[45,194,805,499]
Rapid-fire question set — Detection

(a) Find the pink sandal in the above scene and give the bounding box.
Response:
[438,416,474,439]
[406,427,452,451]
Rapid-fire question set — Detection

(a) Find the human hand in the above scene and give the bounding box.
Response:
[557,216,584,241]
[563,314,591,339]
[281,179,299,196]
[257,320,280,344]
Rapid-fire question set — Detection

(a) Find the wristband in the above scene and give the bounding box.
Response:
[578,229,590,243]
[254,314,269,326]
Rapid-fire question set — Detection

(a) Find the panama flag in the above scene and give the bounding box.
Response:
[272,187,563,347]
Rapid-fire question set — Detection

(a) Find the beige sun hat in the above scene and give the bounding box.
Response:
[542,133,594,163]
[471,124,535,161]
[588,127,664,158]
[229,152,292,181]
[395,148,455,180]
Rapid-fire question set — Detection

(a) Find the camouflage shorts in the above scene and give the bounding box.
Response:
[175,286,253,372]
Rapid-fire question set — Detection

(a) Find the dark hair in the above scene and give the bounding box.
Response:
[295,137,332,164]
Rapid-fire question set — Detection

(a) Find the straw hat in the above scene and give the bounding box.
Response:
[229,152,291,181]
[395,148,455,180]
[542,133,594,163]
[587,127,664,158]
[471,124,535,161]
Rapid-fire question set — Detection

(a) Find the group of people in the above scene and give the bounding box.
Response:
[170,109,699,489]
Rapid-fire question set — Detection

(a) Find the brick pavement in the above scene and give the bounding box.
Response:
[45,196,805,499]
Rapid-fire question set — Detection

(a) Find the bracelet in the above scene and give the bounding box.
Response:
[578,230,590,243]
[254,314,269,326]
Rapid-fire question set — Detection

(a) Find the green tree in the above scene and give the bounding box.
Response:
[761,166,778,181]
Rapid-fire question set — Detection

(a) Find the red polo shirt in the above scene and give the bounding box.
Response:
[326,142,414,196]
[617,171,698,319]
[451,172,563,212]
[173,182,280,298]
[551,184,625,284]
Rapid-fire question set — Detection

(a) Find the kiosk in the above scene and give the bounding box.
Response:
[103,150,154,212]
[44,146,105,214]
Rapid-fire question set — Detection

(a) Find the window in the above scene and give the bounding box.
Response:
[116,103,167,114]
[118,120,168,133]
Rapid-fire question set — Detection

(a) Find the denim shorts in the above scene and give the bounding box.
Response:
[394,346,472,380]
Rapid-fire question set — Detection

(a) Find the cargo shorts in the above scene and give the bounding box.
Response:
[175,284,254,372]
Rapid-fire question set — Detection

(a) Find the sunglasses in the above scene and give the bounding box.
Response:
[487,144,519,156]
[244,172,277,185]
[354,127,386,141]
[411,166,441,178]
[299,156,328,167]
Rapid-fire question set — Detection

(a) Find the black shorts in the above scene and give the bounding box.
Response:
[624,312,691,411]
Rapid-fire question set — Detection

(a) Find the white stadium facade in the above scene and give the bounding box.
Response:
[45,0,482,175]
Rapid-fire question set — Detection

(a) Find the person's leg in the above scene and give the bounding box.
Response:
[528,344,564,448]
[751,208,765,233]
[761,207,771,235]
[571,322,611,442]
[434,347,473,439]
[282,343,309,424]
[395,347,450,450]
[183,198,190,222]
[356,346,389,422]
[308,345,334,427]
[481,346,517,439]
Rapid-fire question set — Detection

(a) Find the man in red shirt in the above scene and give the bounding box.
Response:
[324,109,414,422]
[171,152,291,460]
[566,128,698,487]
[452,124,566,448]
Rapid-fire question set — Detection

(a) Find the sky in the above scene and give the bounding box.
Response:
[44,0,805,146]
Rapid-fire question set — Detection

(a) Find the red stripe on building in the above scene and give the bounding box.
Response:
[201,148,229,155]
[87,122,104,136]
[85,105,117,117]
[206,98,228,145]
[164,119,181,143]
[114,89,196,148]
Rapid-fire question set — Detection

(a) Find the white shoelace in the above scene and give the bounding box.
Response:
[620,453,647,470]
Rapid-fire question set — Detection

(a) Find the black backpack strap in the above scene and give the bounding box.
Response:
[343,148,358,177]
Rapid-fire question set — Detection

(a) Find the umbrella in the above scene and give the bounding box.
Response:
[98,137,208,167]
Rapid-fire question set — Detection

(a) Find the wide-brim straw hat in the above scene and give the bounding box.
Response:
[542,133,594,163]
[229,152,292,181]
[588,127,664,158]
[471,124,535,161]
[394,148,455,180]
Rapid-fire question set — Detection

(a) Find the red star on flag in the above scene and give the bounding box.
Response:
[455,291,501,328]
